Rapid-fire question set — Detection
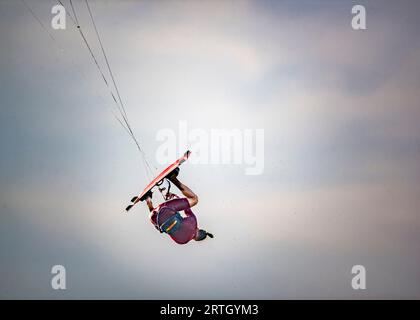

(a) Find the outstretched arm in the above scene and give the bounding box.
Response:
[168,176,198,208]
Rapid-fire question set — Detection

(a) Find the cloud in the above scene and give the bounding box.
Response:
[1,0,420,298]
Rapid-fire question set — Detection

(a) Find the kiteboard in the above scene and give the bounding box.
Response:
[125,150,191,211]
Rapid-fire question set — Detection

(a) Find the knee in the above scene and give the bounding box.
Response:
[189,195,198,207]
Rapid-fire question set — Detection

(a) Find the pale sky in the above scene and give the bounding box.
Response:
[1,0,420,299]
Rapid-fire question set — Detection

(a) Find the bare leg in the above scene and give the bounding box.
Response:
[146,197,154,212]
[169,176,198,208]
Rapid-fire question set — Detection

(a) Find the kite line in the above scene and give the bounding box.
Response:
[21,0,156,180]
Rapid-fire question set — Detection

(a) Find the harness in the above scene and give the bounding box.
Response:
[155,210,183,235]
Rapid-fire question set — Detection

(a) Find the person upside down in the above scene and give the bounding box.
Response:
[144,168,214,245]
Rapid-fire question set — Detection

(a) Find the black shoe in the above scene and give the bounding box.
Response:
[167,167,180,181]
[139,189,153,202]
[206,232,214,238]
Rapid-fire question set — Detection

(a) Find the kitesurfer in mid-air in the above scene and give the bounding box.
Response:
[144,168,214,245]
